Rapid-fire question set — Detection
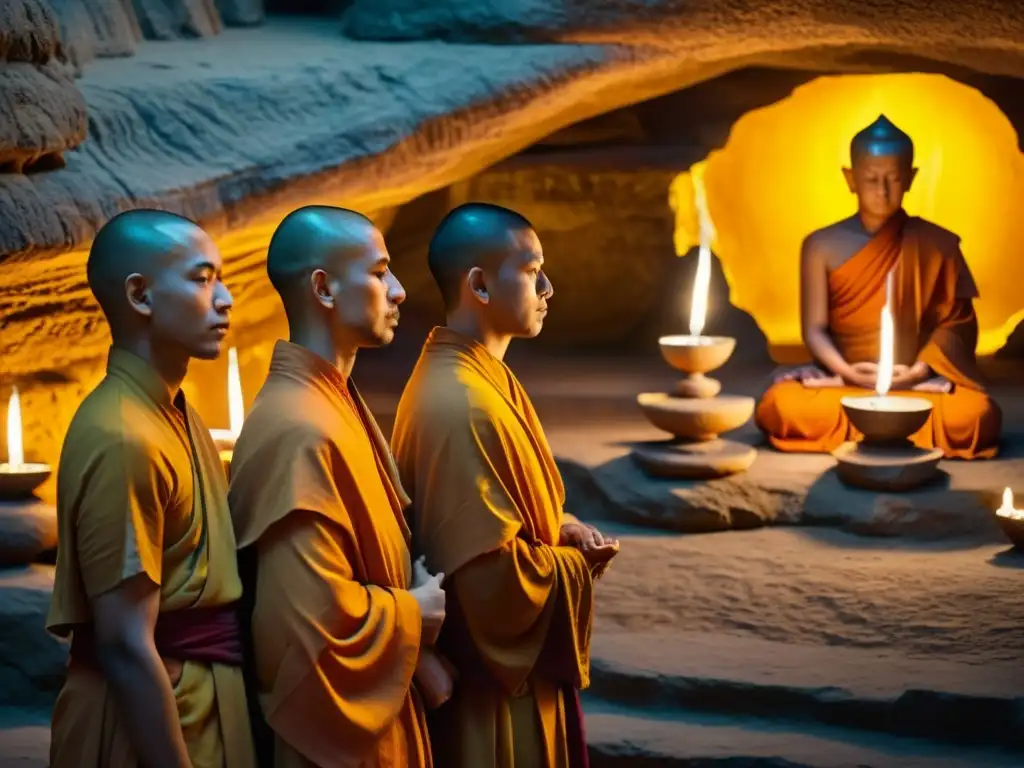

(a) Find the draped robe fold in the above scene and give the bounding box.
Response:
[391,327,595,768]
[756,211,1002,459]
[228,340,430,768]
[47,347,255,768]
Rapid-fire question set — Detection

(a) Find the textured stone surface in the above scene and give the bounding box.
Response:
[132,0,222,40]
[0,566,66,710]
[0,501,56,567]
[0,0,86,173]
[215,0,263,26]
[343,0,1024,66]
[49,0,142,69]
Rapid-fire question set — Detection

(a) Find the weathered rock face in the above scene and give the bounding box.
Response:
[0,501,57,568]
[0,566,66,709]
[48,0,141,68]
[0,0,86,173]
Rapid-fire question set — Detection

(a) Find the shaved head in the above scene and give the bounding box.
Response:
[427,203,535,310]
[87,208,232,359]
[88,209,207,324]
[267,205,405,347]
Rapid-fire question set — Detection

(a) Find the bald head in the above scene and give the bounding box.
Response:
[87,208,231,360]
[267,206,378,315]
[88,209,209,325]
[267,205,404,347]
[427,203,535,310]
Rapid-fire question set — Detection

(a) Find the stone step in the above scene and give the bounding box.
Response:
[584,700,1022,768]
[589,630,1024,751]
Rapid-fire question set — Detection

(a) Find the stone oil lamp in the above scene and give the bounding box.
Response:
[208,347,244,476]
[994,487,1024,550]
[833,275,943,491]
[632,172,756,479]
[0,386,52,499]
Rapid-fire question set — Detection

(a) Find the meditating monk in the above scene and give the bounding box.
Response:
[755,115,1002,459]
[391,202,620,768]
[228,206,447,768]
[47,210,255,768]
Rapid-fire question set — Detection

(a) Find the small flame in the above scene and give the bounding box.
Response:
[997,487,1024,520]
[875,271,895,397]
[689,165,716,338]
[6,386,23,468]
[227,347,244,438]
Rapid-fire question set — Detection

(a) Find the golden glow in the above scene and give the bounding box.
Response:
[997,487,1023,520]
[671,73,1024,360]
[210,347,245,447]
[876,272,895,396]
[688,162,715,337]
[5,386,22,467]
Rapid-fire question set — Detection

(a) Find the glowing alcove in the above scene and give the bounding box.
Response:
[671,73,1024,361]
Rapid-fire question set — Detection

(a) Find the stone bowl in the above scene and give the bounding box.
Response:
[994,508,1024,550]
[637,393,754,440]
[0,463,52,499]
[658,335,736,375]
[840,395,932,443]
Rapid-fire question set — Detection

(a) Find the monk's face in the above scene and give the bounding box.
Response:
[324,227,406,348]
[843,154,918,220]
[485,228,553,338]
[129,223,233,360]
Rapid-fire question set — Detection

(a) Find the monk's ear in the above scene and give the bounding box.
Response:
[310,269,334,309]
[466,266,489,305]
[906,166,919,188]
[841,167,856,193]
[124,273,152,318]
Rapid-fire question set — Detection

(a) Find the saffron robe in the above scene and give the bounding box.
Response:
[228,341,430,768]
[756,211,1002,459]
[47,347,255,768]
[391,327,594,768]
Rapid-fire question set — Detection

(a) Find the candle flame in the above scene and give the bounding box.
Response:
[689,164,716,338]
[997,486,1024,520]
[227,347,244,438]
[6,386,23,468]
[875,271,895,397]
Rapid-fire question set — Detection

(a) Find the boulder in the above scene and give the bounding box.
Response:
[0,501,57,567]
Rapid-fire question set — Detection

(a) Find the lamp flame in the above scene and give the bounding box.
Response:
[997,487,1023,520]
[875,271,895,397]
[689,165,716,338]
[227,347,243,438]
[6,386,23,468]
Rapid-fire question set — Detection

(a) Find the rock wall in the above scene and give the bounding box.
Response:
[0,1,86,173]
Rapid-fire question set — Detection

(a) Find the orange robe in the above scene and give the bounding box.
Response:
[391,327,594,768]
[47,347,255,768]
[756,210,1002,459]
[228,340,430,768]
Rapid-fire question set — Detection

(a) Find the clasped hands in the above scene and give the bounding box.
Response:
[775,361,951,393]
[559,519,620,574]
[410,556,456,709]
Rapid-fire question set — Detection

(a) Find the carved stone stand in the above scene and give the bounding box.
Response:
[632,336,756,479]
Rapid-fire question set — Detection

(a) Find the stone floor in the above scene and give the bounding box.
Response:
[2,352,1021,766]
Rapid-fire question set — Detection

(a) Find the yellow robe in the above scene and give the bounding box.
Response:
[47,347,254,768]
[229,340,430,768]
[391,327,594,768]
[756,210,1002,459]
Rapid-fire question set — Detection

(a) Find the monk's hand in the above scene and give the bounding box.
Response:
[891,361,933,390]
[773,365,832,385]
[559,521,611,550]
[410,561,446,645]
[415,647,457,710]
[913,376,953,394]
[837,362,877,390]
[581,540,620,568]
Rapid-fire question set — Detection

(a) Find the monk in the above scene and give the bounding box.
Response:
[756,114,1002,459]
[391,202,620,768]
[47,209,255,768]
[228,206,447,768]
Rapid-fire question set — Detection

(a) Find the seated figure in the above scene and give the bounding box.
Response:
[755,114,1002,459]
